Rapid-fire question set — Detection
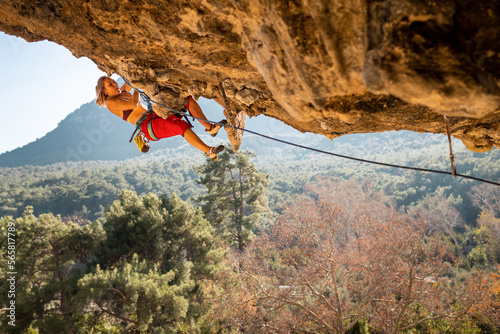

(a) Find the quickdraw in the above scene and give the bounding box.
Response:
[444,116,457,178]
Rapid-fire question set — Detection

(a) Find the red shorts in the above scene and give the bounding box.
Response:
[141,113,192,141]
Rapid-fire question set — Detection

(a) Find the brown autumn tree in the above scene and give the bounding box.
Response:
[200,253,265,333]
[469,183,500,217]
[236,180,488,333]
[469,183,500,264]
[408,191,465,250]
[475,211,500,264]
[481,265,500,329]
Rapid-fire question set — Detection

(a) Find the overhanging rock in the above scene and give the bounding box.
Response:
[1,0,499,152]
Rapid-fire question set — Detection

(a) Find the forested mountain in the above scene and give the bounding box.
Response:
[0,100,186,166]
[0,126,498,225]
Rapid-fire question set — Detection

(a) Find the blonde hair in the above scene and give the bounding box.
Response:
[95,76,109,107]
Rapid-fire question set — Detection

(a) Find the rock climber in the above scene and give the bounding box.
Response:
[95,76,226,160]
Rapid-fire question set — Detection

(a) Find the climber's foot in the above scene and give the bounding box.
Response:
[206,120,227,137]
[206,145,225,161]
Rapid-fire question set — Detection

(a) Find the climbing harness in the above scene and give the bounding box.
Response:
[444,116,457,178]
[120,77,500,187]
[124,78,194,150]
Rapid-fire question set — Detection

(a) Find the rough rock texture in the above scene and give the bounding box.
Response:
[1,0,500,152]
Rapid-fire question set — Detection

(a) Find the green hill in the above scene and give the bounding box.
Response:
[0,101,190,166]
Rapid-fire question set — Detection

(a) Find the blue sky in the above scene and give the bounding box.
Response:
[0,32,106,154]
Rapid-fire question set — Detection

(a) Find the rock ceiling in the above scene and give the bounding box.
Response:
[1,0,499,151]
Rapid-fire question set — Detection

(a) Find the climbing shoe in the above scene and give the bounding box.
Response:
[206,120,227,137]
[206,145,225,161]
[134,131,151,153]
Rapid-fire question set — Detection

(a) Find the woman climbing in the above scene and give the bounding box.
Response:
[95,76,225,160]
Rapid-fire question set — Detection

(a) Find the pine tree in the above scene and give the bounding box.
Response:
[76,254,194,332]
[100,190,225,277]
[160,193,227,278]
[0,207,105,333]
[100,190,167,268]
[87,190,226,332]
[194,146,270,252]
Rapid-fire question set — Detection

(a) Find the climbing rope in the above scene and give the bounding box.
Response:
[121,78,500,187]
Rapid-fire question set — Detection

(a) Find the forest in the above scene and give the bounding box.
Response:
[0,130,498,224]
[1,132,500,332]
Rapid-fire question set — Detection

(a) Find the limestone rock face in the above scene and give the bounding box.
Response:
[1,0,500,152]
